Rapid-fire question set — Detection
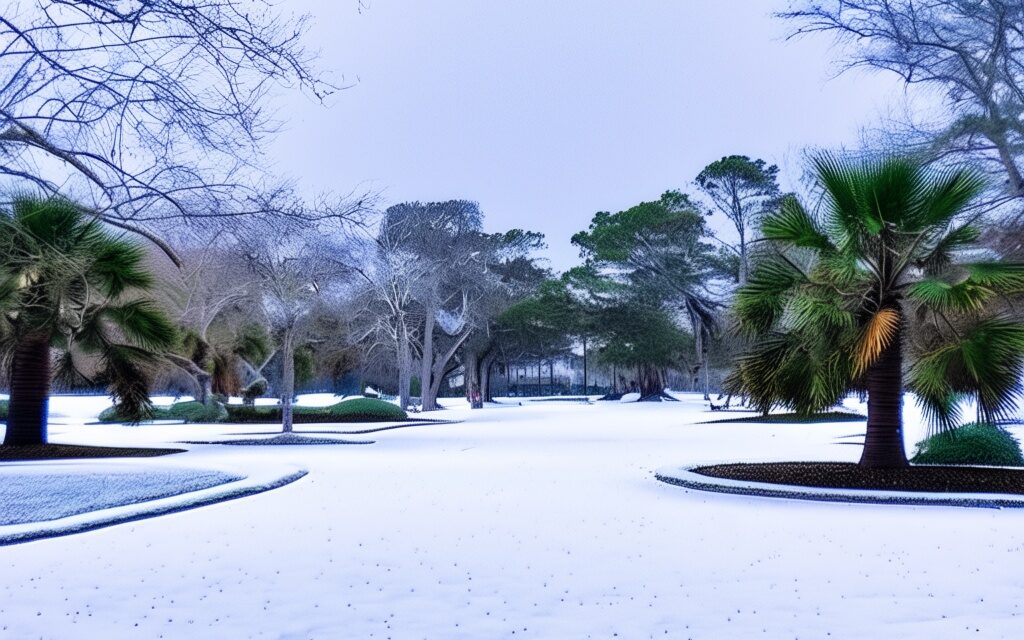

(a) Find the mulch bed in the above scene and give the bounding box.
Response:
[0,444,184,461]
[182,433,373,446]
[695,462,1024,495]
[700,411,866,425]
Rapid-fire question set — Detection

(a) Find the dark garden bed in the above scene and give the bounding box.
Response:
[694,462,1024,495]
[0,444,184,461]
[182,433,372,446]
[700,411,865,425]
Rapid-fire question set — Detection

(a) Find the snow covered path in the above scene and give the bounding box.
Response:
[2,396,1023,638]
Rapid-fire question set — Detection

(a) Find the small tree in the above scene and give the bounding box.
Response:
[733,155,1024,468]
[572,191,724,398]
[243,228,342,433]
[0,195,176,444]
[696,156,781,285]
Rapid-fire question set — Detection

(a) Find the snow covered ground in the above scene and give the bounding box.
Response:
[0,464,241,526]
[1,393,1023,638]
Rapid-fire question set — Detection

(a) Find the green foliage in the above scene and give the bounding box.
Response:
[294,346,315,387]
[100,400,228,424]
[732,155,1024,430]
[0,399,7,423]
[596,304,692,369]
[242,378,268,404]
[224,398,407,423]
[0,195,177,426]
[568,190,726,386]
[234,323,271,364]
[912,423,1024,467]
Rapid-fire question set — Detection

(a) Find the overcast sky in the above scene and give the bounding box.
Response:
[268,1,905,271]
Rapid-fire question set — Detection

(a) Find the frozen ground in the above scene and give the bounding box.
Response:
[0,464,241,526]
[1,393,1023,638]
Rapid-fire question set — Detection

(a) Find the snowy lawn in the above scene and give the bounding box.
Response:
[0,464,242,526]
[1,393,1023,638]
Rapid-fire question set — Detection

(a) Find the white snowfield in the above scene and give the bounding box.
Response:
[2,393,1023,638]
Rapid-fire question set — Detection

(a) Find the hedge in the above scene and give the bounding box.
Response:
[224,398,406,423]
[99,400,228,424]
[98,397,406,424]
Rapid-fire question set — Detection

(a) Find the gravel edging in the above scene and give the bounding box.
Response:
[0,467,308,546]
[655,464,1024,509]
[182,434,374,446]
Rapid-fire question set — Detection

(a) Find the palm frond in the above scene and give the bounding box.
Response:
[906,278,991,314]
[100,300,178,351]
[734,256,806,334]
[760,196,834,251]
[912,168,986,229]
[99,344,157,424]
[916,223,980,275]
[965,262,1024,293]
[853,308,900,376]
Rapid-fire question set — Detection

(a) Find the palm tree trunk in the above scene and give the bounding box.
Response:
[859,325,908,468]
[4,335,51,446]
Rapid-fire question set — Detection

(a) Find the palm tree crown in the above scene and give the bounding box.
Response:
[1,195,176,444]
[732,155,1024,467]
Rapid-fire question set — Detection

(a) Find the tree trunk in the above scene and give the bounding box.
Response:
[4,334,52,446]
[638,364,663,397]
[465,350,481,408]
[420,307,436,411]
[738,225,748,286]
[397,331,412,412]
[582,337,588,394]
[280,335,295,433]
[481,355,494,403]
[859,324,908,468]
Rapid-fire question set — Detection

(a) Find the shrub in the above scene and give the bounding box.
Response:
[0,399,7,423]
[224,397,407,423]
[242,378,268,406]
[912,422,1024,467]
[99,400,228,424]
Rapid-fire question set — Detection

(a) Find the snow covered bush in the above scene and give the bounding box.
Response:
[912,423,1024,467]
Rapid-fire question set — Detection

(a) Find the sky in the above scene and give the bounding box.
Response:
[267,1,906,272]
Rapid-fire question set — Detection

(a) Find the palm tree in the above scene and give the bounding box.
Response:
[0,195,176,446]
[732,156,1024,468]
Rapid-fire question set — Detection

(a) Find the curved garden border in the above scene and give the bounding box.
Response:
[0,465,308,545]
[655,464,1024,509]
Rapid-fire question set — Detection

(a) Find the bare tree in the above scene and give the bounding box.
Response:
[780,0,1024,200]
[241,216,347,432]
[0,1,367,261]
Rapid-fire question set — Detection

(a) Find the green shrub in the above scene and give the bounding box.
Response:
[99,400,227,424]
[242,378,268,406]
[0,399,7,423]
[224,397,407,423]
[912,422,1024,467]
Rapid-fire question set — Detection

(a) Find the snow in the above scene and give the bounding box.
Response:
[1,392,1023,638]
[0,464,241,526]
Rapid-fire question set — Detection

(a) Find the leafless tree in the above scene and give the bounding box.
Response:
[0,1,368,262]
[781,0,1024,202]
[240,211,350,432]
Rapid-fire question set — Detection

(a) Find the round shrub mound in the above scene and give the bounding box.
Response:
[224,397,407,424]
[99,400,228,424]
[912,422,1024,467]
